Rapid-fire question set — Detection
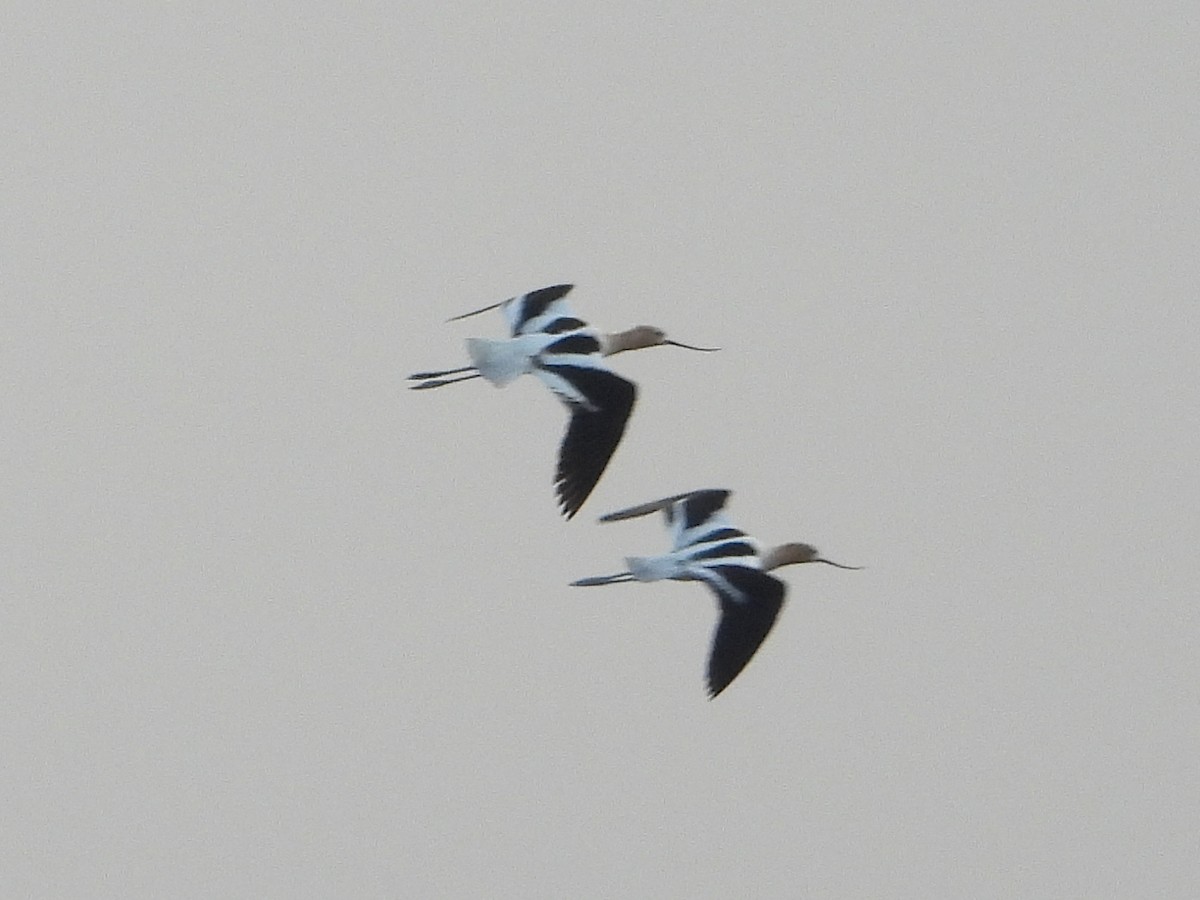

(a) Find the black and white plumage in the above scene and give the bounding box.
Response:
[571,489,860,697]
[409,284,717,518]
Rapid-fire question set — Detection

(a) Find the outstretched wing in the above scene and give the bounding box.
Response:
[596,492,698,523]
[702,565,787,698]
[670,490,732,530]
[446,283,577,335]
[598,489,731,527]
[538,364,637,519]
[504,284,581,337]
[667,489,739,549]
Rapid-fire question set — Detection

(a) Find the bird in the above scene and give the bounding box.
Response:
[570,489,861,697]
[409,284,718,518]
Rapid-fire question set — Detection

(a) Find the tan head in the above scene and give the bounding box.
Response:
[602,325,720,356]
[761,542,863,571]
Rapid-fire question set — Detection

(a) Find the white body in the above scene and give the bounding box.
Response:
[465,335,549,387]
[625,505,764,584]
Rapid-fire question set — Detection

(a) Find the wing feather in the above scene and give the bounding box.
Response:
[703,566,787,698]
[506,284,576,335]
[541,365,636,519]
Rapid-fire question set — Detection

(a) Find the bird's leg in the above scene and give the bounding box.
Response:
[409,371,483,390]
[570,572,636,587]
[409,365,477,380]
[408,364,481,389]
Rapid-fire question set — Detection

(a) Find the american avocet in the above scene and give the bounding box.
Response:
[409,284,717,518]
[571,489,860,697]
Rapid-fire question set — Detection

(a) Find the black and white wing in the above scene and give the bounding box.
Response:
[594,490,702,523]
[700,565,787,698]
[666,490,742,550]
[517,322,635,518]
[540,362,637,518]
[503,284,582,337]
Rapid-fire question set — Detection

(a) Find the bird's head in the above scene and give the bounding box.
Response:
[604,326,720,355]
[762,543,821,569]
[761,543,863,571]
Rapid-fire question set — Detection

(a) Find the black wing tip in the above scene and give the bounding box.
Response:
[558,494,584,520]
[704,568,787,699]
[553,467,604,522]
[706,661,746,698]
[679,489,733,531]
[694,488,733,511]
[534,283,574,300]
[550,371,637,522]
[555,472,594,520]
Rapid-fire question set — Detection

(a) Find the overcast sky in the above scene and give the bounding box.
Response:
[5,2,1199,897]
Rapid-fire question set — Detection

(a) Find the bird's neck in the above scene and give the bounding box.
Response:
[761,545,806,571]
[600,329,640,357]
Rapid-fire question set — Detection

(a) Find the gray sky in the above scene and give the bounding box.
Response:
[5,2,1199,897]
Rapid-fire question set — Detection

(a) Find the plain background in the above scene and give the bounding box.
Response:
[4,2,1198,897]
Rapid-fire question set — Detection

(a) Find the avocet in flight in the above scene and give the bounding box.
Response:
[571,489,860,697]
[409,284,717,518]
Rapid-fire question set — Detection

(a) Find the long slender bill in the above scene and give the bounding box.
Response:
[663,339,720,351]
[816,558,864,570]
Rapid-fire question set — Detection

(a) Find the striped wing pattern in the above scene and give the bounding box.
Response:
[666,491,786,696]
[440,283,631,518]
[503,284,581,337]
[526,306,637,519]
[667,491,760,564]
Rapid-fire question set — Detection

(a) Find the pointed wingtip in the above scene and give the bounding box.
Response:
[557,488,586,520]
[706,662,739,699]
[596,491,698,523]
[556,479,587,520]
[445,300,502,323]
[447,284,575,323]
[551,368,637,522]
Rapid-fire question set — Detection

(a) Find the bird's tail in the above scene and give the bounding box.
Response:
[466,338,531,387]
[626,556,680,582]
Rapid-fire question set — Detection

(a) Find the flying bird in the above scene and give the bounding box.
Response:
[409,284,717,518]
[571,489,861,697]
